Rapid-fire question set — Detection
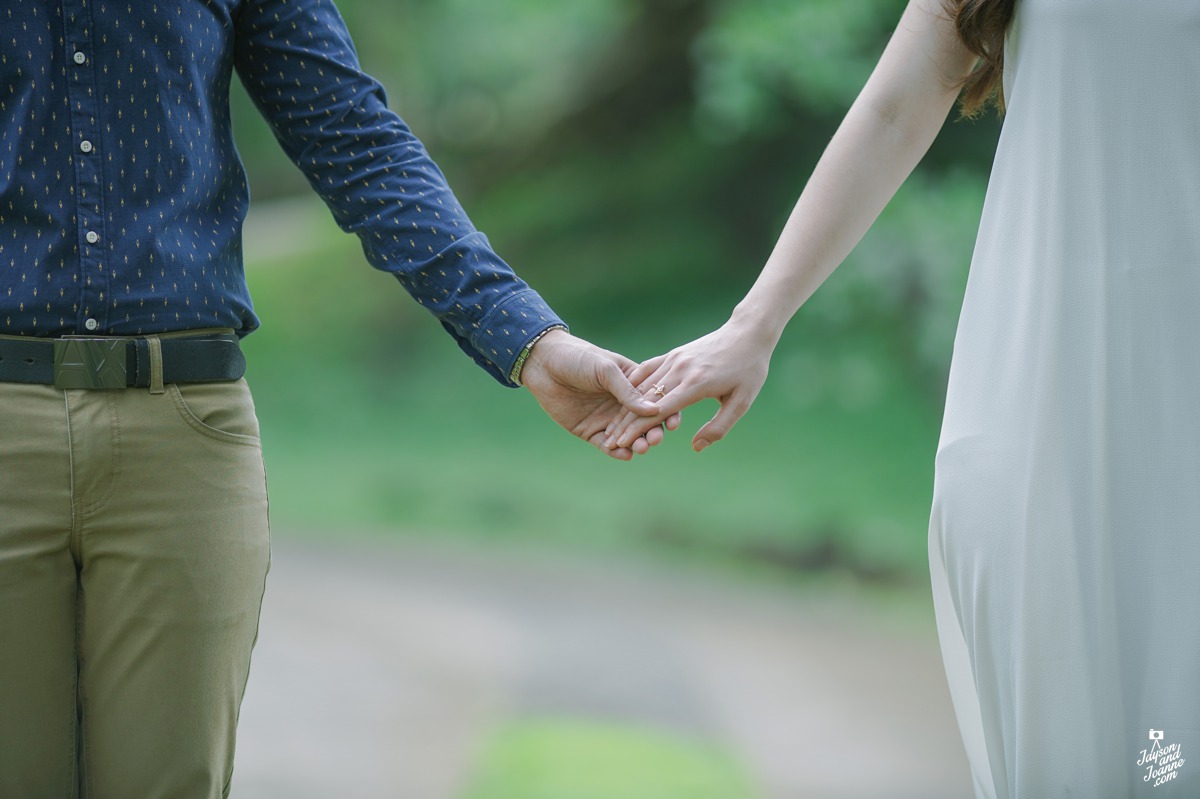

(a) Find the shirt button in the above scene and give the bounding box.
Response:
[80,140,93,154]
[86,230,100,244]
[73,51,87,65]
[84,318,99,332]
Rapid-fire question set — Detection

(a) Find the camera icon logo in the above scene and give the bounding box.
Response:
[1149,729,1165,741]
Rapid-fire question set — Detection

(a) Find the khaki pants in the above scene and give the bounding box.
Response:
[0,350,271,798]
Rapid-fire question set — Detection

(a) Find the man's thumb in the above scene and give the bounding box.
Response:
[599,360,657,415]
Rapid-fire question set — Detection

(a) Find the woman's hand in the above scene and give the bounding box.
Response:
[602,316,775,453]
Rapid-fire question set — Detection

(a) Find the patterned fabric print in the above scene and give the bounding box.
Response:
[0,0,563,386]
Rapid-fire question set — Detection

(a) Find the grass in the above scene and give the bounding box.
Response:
[460,718,758,799]
[241,204,943,583]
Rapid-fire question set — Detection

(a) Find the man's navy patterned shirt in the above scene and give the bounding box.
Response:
[0,0,564,385]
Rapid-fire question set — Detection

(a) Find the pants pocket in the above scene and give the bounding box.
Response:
[168,378,261,446]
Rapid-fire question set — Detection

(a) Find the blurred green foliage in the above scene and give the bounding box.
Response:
[696,0,901,132]
[231,0,1002,580]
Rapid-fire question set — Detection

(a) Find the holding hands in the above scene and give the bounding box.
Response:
[521,320,775,459]
[520,328,684,460]
[603,312,777,454]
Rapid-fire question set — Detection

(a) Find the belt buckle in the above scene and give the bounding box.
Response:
[53,337,129,389]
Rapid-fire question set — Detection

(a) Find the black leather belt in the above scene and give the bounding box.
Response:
[0,334,246,388]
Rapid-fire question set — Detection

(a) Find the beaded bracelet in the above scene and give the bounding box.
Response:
[509,324,568,387]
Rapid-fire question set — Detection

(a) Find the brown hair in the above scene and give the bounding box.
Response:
[941,0,1018,118]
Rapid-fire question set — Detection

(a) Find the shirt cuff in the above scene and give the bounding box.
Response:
[509,324,569,387]
[471,288,568,388]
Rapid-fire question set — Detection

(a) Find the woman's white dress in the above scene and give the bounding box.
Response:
[927,1,1200,797]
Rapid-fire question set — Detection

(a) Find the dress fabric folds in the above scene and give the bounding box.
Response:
[927,1,1200,797]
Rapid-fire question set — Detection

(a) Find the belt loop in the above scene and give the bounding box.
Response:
[147,335,164,395]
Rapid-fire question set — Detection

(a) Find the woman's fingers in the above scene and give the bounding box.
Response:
[605,389,669,448]
[627,354,667,388]
[601,322,768,453]
[601,322,764,453]
[604,360,674,443]
[604,353,709,449]
[693,390,754,452]
[598,412,679,458]
[613,374,701,448]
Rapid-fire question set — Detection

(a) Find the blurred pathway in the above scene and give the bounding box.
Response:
[231,534,973,799]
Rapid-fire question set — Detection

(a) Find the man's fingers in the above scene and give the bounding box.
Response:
[598,358,659,417]
[591,429,658,459]
[629,423,668,456]
[643,425,665,448]
[589,431,634,460]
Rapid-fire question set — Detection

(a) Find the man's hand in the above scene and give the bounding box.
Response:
[520,329,682,461]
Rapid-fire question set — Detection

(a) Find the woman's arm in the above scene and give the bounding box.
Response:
[608,0,981,453]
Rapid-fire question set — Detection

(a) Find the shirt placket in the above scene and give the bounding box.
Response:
[63,0,108,335]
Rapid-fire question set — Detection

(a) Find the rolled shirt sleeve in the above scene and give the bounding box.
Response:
[232,0,565,386]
